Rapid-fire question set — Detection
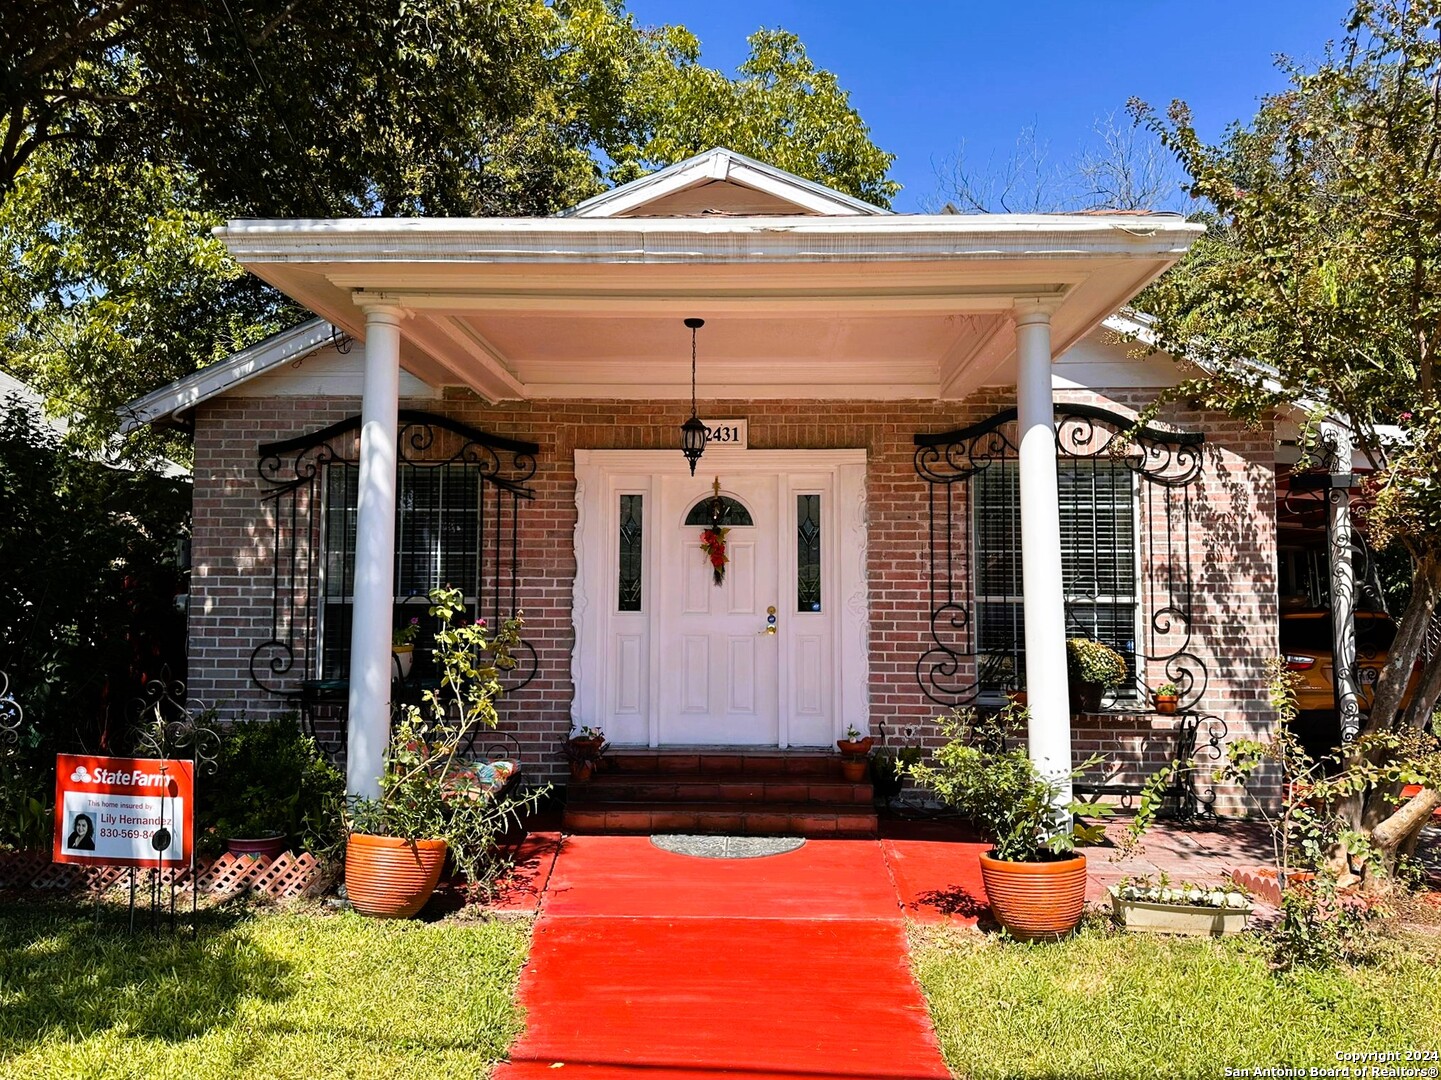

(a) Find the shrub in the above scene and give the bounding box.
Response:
[906,705,1106,862]
[197,713,344,853]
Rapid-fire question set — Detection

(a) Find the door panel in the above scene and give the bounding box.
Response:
[658,475,780,745]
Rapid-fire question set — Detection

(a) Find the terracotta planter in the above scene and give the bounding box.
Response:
[978,850,1087,941]
[839,757,869,782]
[344,833,447,918]
[569,760,595,782]
[392,645,414,680]
[227,835,287,860]
[836,737,874,756]
[1153,694,1178,715]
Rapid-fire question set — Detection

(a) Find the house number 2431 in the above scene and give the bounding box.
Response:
[700,420,748,448]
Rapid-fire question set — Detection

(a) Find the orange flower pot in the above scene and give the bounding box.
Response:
[345,833,447,918]
[839,757,869,782]
[978,850,1087,941]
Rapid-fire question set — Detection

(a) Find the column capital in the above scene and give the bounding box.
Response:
[1013,301,1056,328]
[353,295,410,323]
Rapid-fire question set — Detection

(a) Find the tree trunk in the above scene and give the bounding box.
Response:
[1328,558,1440,886]
[1359,556,1437,740]
[1370,787,1441,868]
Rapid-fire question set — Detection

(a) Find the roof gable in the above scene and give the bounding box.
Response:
[561,148,890,219]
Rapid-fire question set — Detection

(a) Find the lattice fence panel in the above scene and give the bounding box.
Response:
[0,850,328,901]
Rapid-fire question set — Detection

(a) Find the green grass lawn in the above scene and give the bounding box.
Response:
[912,917,1441,1080]
[0,901,531,1080]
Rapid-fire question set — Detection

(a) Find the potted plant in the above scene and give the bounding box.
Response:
[837,724,874,782]
[1066,637,1128,713]
[870,723,923,800]
[198,713,344,859]
[562,725,608,781]
[345,588,540,918]
[1152,682,1180,715]
[906,704,1107,941]
[392,616,421,679]
[1108,873,1252,936]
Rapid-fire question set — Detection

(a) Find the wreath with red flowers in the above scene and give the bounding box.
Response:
[699,526,729,586]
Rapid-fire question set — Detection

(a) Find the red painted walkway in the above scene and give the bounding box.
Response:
[493,834,955,1080]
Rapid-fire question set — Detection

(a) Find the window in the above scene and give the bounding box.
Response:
[797,494,821,612]
[684,495,753,527]
[320,463,484,680]
[972,460,1138,693]
[618,494,643,612]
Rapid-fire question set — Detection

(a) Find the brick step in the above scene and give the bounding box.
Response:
[601,749,845,778]
[562,800,879,839]
[574,772,873,805]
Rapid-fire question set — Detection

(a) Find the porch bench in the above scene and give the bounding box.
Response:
[1072,781,1144,808]
[1070,708,1230,824]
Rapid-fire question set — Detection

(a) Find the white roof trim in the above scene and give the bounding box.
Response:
[217,212,1203,264]
[120,318,336,432]
[560,147,890,218]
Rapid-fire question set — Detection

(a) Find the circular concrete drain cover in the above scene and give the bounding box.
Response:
[650,834,806,859]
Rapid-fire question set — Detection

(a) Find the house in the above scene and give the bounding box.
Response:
[127,148,1282,826]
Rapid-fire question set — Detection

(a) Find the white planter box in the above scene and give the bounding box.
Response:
[1111,897,1251,937]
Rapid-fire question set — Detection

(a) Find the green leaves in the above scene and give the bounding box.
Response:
[609,27,898,207]
[907,705,1108,863]
[1130,0,1441,764]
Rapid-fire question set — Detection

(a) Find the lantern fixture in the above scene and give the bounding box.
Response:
[681,317,708,475]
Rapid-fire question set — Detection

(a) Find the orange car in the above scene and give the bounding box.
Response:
[1281,610,1419,714]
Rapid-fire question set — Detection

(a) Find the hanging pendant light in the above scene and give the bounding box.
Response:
[681,317,708,475]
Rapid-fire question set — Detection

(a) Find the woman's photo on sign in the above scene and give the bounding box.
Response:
[67,812,96,850]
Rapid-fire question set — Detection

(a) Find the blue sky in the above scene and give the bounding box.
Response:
[624,1,1352,211]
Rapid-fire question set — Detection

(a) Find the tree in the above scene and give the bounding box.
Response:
[0,395,190,846]
[610,28,897,207]
[0,4,896,455]
[929,112,1191,214]
[1131,0,1441,881]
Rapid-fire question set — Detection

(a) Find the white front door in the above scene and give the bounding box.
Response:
[572,450,869,748]
[656,474,781,744]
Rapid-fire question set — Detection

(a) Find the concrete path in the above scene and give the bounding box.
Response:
[492,834,951,1080]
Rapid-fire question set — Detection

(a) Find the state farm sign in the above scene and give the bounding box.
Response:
[53,753,194,868]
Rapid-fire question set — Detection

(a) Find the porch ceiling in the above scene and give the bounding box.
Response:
[217,214,1203,401]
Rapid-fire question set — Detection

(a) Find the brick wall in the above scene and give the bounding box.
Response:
[188,387,1279,811]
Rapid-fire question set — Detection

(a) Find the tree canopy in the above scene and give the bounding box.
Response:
[1131,0,1441,866]
[0,1,895,455]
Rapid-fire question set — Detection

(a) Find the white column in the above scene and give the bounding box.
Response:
[1015,307,1072,812]
[1323,421,1360,741]
[346,304,404,799]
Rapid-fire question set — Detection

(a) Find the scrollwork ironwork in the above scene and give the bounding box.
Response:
[130,675,222,776]
[250,410,542,704]
[0,672,23,746]
[913,404,1207,711]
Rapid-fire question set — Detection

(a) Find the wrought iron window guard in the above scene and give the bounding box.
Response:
[914,404,1222,821]
[249,410,540,703]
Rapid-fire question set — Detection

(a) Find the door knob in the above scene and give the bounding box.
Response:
[759,607,778,635]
